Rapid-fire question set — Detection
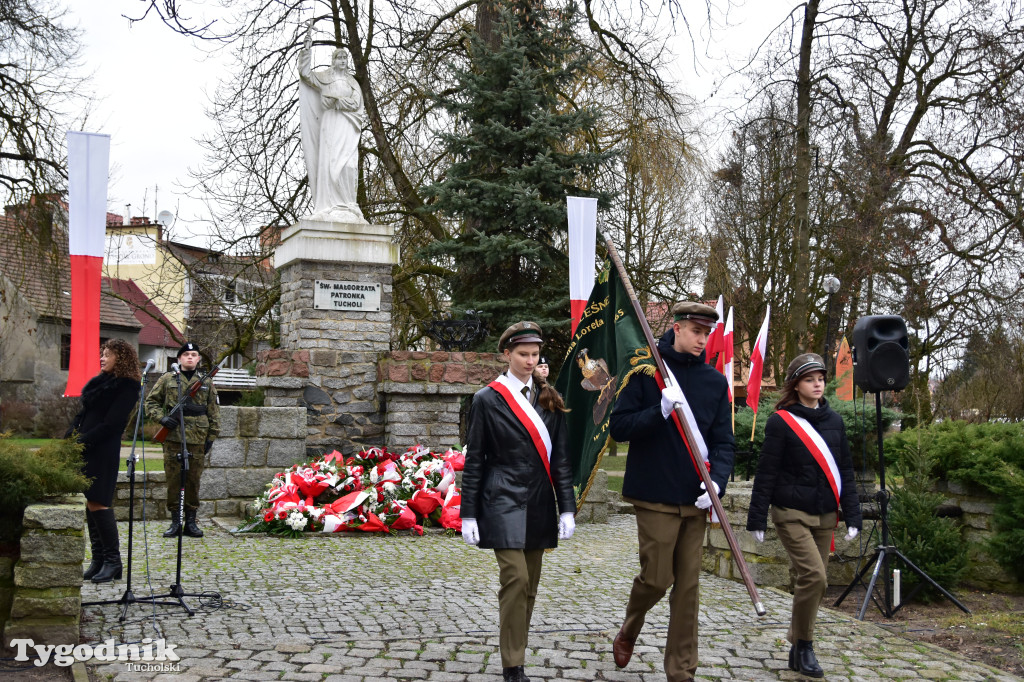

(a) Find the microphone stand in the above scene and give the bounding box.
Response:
[133,367,220,617]
[82,362,181,620]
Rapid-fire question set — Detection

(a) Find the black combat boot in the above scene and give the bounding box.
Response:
[501,666,529,682]
[83,510,103,580]
[163,510,182,537]
[796,639,824,678]
[90,508,122,583]
[183,509,204,538]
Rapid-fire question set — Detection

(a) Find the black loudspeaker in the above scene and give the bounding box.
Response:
[852,315,910,392]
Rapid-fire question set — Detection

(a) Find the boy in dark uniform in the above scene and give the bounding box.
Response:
[608,302,735,682]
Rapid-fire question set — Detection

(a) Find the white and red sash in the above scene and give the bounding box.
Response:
[777,410,841,506]
[654,365,718,521]
[488,375,553,483]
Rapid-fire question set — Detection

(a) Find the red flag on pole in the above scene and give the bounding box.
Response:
[65,131,110,397]
[716,306,734,400]
[567,197,597,335]
[746,305,771,413]
[705,295,725,365]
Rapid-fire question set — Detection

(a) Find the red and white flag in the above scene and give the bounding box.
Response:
[705,295,725,365]
[567,196,597,335]
[746,305,771,413]
[716,307,734,400]
[65,131,110,397]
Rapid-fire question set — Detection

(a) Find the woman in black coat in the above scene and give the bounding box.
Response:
[746,353,862,678]
[460,321,577,682]
[67,338,141,583]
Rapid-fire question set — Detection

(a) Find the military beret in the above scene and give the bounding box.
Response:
[498,321,544,352]
[671,301,718,328]
[176,342,200,359]
[786,353,826,382]
[538,356,550,366]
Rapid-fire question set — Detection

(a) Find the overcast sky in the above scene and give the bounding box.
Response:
[69,0,797,243]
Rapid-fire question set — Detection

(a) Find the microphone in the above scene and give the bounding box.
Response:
[142,358,156,374]
[171,363,180,374]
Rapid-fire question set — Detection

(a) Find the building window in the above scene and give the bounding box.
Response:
[223,281,236,304]
[60,334,71,370]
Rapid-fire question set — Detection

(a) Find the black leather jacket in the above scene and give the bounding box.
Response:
[746,401,863,531]
[461,378,577,550]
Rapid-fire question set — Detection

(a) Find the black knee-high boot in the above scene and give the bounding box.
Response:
[91,508,122,583]
[83,510,103,580]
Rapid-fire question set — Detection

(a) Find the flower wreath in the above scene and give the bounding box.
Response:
[240,445,466,537]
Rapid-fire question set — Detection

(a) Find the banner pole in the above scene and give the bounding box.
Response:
[601,232,766,617]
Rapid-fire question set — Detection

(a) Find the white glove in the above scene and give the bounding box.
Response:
[558,513,576,540]
[751,530,764,543]
[461,518,480,546]
[660,385,685,419]
[846,526,859,541]
[694,481,720,510]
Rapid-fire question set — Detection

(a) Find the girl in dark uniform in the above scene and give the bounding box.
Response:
[68,338,141,583]
[460,321,577,682]
[746,353,862,678]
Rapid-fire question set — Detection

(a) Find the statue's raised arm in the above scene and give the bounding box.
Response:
[296,21,366,224]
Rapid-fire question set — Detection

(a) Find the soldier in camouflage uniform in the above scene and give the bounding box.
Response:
[145,342,220,538]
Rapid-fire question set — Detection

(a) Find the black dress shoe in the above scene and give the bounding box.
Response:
[796,639,824,678]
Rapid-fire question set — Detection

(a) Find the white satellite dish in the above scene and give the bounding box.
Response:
[157,210,175,227]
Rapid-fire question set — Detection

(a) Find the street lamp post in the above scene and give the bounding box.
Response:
[823,275,841,376]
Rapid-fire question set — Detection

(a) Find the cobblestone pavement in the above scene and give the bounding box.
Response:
[80,516,1020,682]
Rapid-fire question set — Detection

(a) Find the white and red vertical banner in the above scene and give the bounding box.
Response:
[705,294,725,365]
[567,196,597,335]
[746,305,771,413]
[716,306,735,400]
[65,131,110,397]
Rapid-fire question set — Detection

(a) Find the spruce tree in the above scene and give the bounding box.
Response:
[425,0,613,357]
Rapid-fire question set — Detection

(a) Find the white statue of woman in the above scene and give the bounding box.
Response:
[297,22,366,223]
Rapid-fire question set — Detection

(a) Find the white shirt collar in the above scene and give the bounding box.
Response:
[504,371,533,395]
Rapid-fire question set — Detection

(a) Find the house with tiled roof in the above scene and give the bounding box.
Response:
[104,276,184,372]
[103,213,266,391]
[0,197,142,416]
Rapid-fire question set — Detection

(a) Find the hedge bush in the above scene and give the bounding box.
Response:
[885,421,1024,580]
[0,436,90,544]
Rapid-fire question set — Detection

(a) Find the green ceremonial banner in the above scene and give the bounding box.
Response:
[555,257,656,504]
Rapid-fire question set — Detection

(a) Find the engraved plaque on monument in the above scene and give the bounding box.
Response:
[313,279,382,312]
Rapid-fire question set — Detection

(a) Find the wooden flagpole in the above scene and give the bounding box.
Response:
[603,233,766,617]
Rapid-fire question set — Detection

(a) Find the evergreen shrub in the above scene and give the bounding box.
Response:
[887,442,970,599]
[886,421,1024,580]
[0,436,89,544]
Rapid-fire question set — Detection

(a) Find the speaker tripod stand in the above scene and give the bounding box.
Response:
[833,392,970,619]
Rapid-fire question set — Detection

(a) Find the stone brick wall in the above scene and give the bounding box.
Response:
[2,494,85,647]
[259,259,394,458]
[198,406,308,518]
[112,407,308,519]
[702,480,1020,593]
[377,351,506,451]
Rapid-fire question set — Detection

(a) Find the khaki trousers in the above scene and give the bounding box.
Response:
[163,442,205,512]
[772,506,837,643]
[622,505,706,682]
[494,549,544,668]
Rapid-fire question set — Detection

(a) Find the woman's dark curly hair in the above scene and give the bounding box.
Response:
[102,338,141,381]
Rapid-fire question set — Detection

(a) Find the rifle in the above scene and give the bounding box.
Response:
[153,366,220,444]
[603,233,767,617]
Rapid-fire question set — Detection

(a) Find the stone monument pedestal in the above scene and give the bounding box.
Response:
[259,218,399,457]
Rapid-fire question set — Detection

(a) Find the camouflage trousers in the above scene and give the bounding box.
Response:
[162,442,205,513]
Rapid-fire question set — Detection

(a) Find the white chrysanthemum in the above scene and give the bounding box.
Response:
[286,511,308,531]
